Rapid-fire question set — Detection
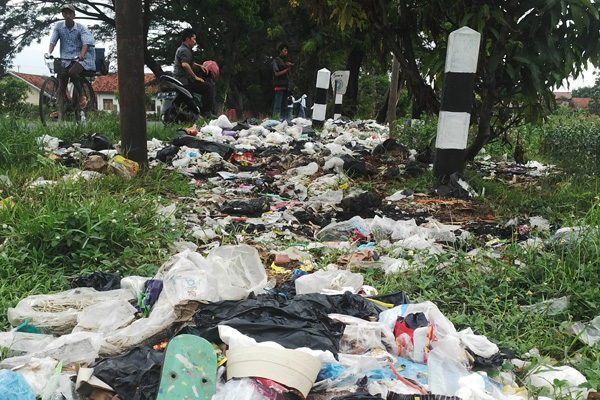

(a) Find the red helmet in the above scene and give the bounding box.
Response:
[202,61,219,81]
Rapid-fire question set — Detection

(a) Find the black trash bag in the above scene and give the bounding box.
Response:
[431,172,475,199]
[372,138,408,156]
[221,197,270,217]
[302,126,317,137]
[91,346,164,400]
[467,347,516,369]
[340,192,382,218]
[341,155,368,177]
[231,122,251,131]
[71,271,121,291]
[403,312,428,330]
[171,136,234,159]
[80,133,114,150]
[366,291,410,307]
[183,292,382,359]
[156,145,180,163]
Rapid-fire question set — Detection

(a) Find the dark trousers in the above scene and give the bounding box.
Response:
[58,62,84,104]
[187,80,215,113]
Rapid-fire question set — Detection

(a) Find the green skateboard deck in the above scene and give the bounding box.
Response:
[156,334,217,400]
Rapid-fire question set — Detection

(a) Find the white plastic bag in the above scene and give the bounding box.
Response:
[7,288,135,335]
[427,336,470,395]
[73,299,137,333]
[41,372,79,400]
[295,269,364,295]
[206,245,268,300]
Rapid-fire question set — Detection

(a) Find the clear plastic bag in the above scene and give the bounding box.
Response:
[73,299,137,333]
[213,378,288,400]
[7,288,136,335]
[329,313,398,355]
[41,373,79,400]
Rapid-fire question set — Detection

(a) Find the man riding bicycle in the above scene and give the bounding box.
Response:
[46,4,95,117]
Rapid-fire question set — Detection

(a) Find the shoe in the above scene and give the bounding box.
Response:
[79,96,87,108]
[50,111,59,118]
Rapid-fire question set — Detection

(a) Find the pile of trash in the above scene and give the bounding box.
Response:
[0,115,596,399]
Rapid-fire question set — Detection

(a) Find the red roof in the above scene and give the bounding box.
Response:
[10,72,48,90]
[572,97,591,109]
[92,73,159,94]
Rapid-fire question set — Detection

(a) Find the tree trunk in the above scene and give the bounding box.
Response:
[387,55,400,130]
[344,48,364,119]
[465,86,493,160]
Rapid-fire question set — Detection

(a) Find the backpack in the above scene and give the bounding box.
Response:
[95,47,110,75]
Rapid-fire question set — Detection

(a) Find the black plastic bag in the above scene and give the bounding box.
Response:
[221,197,270,217]
[365,291,410,307]
[431,172,474,199]
[80,133,114,150]
[172,136,234,159]
[71,271,121,291]
[156,145,180,163]
[91,346,164,400]
[182,292,383,359]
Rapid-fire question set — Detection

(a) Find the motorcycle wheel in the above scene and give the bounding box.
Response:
[163,106,180,126]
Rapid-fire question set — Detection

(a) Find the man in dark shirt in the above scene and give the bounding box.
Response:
[272,43,292,120]
[173,28,215,118]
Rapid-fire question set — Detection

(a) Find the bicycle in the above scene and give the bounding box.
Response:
[39,55,98,126]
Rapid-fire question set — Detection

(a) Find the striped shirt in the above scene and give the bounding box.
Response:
[50,21,96,71]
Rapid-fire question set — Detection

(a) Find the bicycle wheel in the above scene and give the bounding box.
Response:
[39,77,60,126]
[78,79,96,122]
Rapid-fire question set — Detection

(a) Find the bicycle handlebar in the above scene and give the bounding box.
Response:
[44,54,78,61]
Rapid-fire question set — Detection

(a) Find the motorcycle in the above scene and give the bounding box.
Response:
[158,61,219,125]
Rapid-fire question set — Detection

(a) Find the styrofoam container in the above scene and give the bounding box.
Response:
[226,347,321,397]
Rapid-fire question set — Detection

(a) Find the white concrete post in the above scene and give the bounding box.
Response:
[433,27,481,179]
[312,68,330,128]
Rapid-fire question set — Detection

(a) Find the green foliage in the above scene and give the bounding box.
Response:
[542,115,600,173]
[390,114,438,150]
[0,77,29,112]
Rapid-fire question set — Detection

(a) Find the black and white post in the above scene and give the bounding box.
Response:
[433,26,481,180]
[331,71,350,120]
[312,68,330,129]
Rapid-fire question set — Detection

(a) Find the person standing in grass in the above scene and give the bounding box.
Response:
[47,4,96,112]
[272,43,293,120]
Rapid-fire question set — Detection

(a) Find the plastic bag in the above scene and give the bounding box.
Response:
[316,216,370,241]
[73,299,137,333]
[7,288,136,335]
[213,378,288,400]
[329,314,398,355]
[295,269,364,295]
[427,337,470,395]
[0,332,56,358]
[0,369,35,400]
[91,346,164,400]
[12,357,58,396]
[206,245,268,300]
[158,246,268,303]
[379,301,457,340]
[71,271,121,291]
[41,372,79,400]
